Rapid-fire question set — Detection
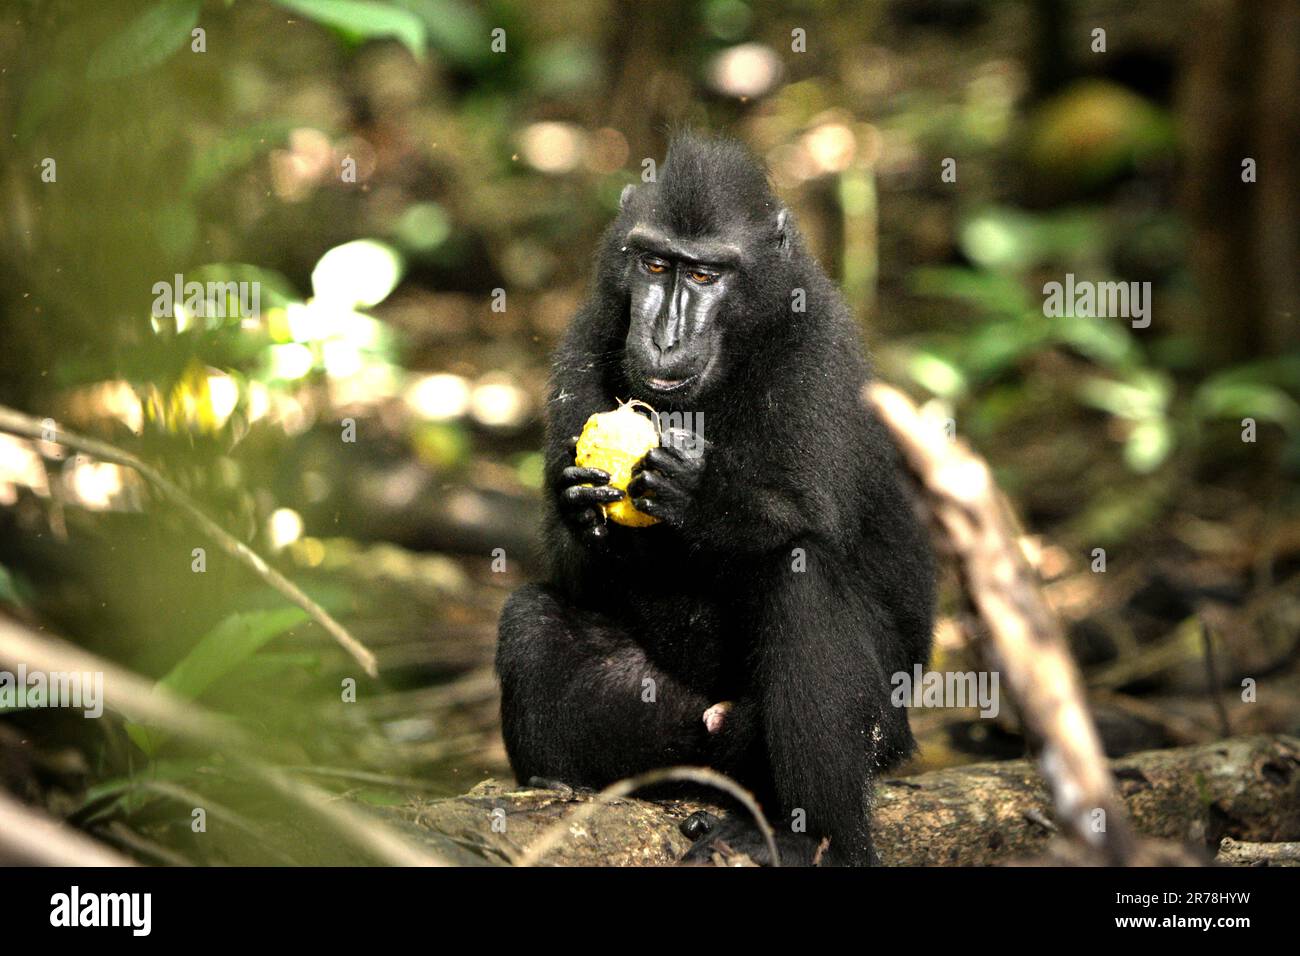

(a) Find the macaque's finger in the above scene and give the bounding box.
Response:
[564,484,624,505]
[561,466,611,486]
[627,470,669,498]
[631,496,672,520]
[640,446,691,477]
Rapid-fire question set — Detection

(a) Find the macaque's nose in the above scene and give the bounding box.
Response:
[652,280,689,354]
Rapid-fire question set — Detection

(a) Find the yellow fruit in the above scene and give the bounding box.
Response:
[574,400,660,527]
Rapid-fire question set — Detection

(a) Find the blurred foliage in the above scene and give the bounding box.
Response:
[900,206,1300,475]
[126,607,309,754]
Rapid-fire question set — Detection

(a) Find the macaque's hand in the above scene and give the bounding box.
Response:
[627,428,708,529]
[557,436,624,544]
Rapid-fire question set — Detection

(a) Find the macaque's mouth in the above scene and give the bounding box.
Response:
[646,376,696,393]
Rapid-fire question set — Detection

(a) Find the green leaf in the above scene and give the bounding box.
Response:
[74,759,209,822]
[159,608,310,701]
[905,349,967,399]
[273,0,428,60]
[959,207,1105,274]
[0,563,25,607]
[391,0,486,66]
[1078,372,1170,420]
[87,0,202,82]
[187,262,302,315]
[186,121,300,195]
[960,209,1033,272]
[1197,354,1300,395]
[961,318,1049,378]
[910,266,1031,318]
[1194,381,1300,433]
[126,608,308,754]
[1124,417,1175,473]
[1052,314,1140,370]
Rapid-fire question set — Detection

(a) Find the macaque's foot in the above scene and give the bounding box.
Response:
[702,701,733,734]
[679,812,830,867]
[679,810,722,841]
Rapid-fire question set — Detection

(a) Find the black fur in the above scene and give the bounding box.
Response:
[496,133,935,865]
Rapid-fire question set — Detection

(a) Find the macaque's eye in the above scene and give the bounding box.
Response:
[687,270,718,285]
[642,256,668,274]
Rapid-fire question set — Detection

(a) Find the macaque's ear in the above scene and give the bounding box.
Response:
[620,184,636,210]
[775,207,791,254]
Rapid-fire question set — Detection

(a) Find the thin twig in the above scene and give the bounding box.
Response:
[101,821,196,867]
[283,765,447,792]
[0,404,377,677]
[515,766,780,867]
[0,789,136,866]
[1199,616,1232,738]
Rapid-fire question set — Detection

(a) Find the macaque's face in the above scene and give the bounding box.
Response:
[620,223,747,405]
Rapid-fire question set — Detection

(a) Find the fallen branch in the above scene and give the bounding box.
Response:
[515,766,779,867]
[867,383,1135,861]
[1216,837,1300,866]
[0,404,377,677]
[385,735,1300,866]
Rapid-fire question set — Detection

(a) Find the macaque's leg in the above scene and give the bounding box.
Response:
[496,584,716,787]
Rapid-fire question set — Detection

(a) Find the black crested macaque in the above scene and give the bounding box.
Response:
[496,133,935,866]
